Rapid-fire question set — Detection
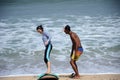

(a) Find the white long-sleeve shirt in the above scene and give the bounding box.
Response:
[42,32,51,46]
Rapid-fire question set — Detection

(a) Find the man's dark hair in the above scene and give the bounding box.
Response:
[65,25,71,31]
[36,25,43,31]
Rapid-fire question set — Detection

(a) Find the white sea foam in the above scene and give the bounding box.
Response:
[35,18,51,21]
[0,22,7,27]
[54,55,66,61]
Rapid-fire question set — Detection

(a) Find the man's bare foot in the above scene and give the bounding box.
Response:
[73,74,80,79]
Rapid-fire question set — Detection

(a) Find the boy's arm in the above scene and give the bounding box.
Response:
[45,32,51,46]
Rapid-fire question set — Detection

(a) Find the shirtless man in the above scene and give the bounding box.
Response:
[64,25,83,79]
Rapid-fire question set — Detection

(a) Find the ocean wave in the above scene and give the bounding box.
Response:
[0,15,120,75]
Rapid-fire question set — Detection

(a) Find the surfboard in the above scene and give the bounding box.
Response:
[37,73,59,80]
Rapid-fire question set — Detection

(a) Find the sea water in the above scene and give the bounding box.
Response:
[0,0,120,76]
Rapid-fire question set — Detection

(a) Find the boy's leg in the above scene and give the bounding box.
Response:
[44,44,52,74]
[46,61,51,74]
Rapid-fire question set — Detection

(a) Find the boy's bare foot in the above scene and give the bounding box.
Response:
[45,71,51,74]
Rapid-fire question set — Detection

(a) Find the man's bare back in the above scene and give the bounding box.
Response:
[70,31,82,50]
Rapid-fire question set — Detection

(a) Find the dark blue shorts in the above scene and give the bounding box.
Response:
[78,47,83,52]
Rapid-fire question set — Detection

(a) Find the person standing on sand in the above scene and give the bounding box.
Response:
[64,25,83,79]
[36,25,52,74]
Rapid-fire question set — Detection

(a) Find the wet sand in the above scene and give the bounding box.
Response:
[0,74,120,80]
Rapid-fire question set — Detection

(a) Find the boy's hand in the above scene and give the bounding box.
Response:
[45,40,49,46]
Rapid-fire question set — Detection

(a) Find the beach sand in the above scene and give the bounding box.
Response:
[0,74,120,80]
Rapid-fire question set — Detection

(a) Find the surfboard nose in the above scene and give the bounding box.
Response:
[38,74,59,80]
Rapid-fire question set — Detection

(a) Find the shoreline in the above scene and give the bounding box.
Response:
[0,73,120,80]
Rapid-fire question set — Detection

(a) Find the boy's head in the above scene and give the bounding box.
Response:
[64,25,71,34]
[36,25,43,33]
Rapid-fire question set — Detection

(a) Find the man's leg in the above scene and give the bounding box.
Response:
[70,59,80,78]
